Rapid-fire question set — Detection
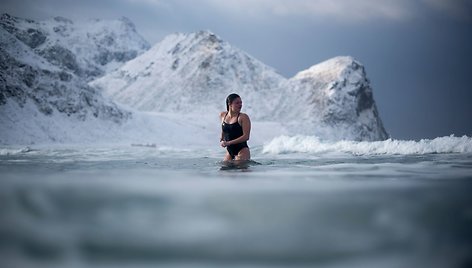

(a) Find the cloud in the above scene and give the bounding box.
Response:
[123,0,165,7]
[421,0,472,20]
[201,0,414,21]
[133,0,471,22]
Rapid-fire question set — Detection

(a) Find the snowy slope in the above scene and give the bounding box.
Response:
[0,13,150,81]
[92,31,388,141]
[91,31,286,119]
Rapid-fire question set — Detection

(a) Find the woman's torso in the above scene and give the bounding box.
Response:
[222,112,245,142]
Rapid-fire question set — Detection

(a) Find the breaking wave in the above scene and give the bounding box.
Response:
[262,135,472,155]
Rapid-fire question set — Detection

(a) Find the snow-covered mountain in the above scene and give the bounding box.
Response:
[0,13,149,81]
[0,23,131,144]
[92,31,388,141]
[91,31,286,119]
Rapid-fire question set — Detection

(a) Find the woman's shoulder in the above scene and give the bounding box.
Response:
[239,112,250,120]
[219,111,227,118]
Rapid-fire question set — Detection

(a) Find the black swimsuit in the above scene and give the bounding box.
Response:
[222,112,248,159]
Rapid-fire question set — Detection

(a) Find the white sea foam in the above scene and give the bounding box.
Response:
[262,135,472,155]
[0,147,32,156]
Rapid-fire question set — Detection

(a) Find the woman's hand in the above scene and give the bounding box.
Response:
[220,140,227,147]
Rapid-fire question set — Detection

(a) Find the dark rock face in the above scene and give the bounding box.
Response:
[355,85,374,115]
[94,50,138,66]
[38,45,81,74]
[0,14,47,49]
[0,49,31,106]
[20,28,47,48]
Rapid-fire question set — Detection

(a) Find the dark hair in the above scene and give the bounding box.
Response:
[226,93,240,111]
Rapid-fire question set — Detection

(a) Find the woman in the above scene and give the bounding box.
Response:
[220,93,251,161]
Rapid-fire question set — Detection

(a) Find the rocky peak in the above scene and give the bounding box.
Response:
[163,30,225,59]
[289,56,388,140]
[194,30,224,49]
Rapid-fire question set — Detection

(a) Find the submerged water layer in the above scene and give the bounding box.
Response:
[0,146,471,268]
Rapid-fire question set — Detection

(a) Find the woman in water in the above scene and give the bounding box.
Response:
[220,93,251,161]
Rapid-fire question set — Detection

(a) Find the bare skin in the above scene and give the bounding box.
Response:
[220,97,251,161]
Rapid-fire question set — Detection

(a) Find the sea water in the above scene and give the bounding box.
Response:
[0,140,472,268]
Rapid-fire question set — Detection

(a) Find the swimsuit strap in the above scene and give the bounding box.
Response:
[223,112,241,124]
[223,112,228,123]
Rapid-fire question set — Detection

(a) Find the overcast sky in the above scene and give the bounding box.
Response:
[2,0,471,140]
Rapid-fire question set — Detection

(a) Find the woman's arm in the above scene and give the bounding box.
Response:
[219,112,226,146]
[226,113,251,145]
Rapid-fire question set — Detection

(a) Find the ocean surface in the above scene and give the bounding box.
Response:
[1,141,472,268]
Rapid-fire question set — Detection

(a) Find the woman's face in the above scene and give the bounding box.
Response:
[230,97,242,112]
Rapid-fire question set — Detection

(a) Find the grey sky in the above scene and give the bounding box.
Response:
[2,0,471,140]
